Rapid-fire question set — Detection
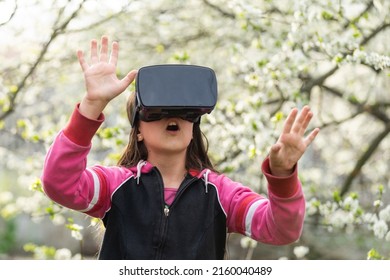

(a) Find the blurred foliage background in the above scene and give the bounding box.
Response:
[1,0,390,260]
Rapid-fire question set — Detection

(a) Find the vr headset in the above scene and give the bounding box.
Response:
[131,64,218,126]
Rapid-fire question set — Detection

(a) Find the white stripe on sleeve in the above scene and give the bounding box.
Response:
[245,199,267,237]
[80,168,101,212]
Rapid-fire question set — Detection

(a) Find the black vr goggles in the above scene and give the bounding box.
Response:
[131,64,218,126]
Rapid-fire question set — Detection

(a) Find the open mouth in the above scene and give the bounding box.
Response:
[166,121,179,131]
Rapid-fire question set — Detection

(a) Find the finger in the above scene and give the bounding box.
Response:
[282,108,298,134]
[109,41,119,66]
[90,39,98,64]
[303,128,320,147]
[298,109,314,136]
[291,106,310,134]
[77,50,89,71]
[100,35,109,63]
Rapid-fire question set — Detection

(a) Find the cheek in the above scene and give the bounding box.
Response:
[139,121,160,136]
[183,123,194,140]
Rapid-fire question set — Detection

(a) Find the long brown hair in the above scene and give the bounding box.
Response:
[117,93,217,173]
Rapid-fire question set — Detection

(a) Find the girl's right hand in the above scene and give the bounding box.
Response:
[77,36,137,119]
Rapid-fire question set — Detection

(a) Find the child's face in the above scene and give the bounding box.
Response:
[138,117,193,156]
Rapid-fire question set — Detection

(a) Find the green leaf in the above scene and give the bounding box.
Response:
[333,191,341,203]
[16,119,27,128]
[349,192,359,199]
[378,184,384,195]
[257,59,268,68]
[8,85,18,94]
[321,11,334,21]
[173,51,190,62]
[271,111,284,123]
[30,178,43,193]
[155,44,165,53]
[367,249,383,260]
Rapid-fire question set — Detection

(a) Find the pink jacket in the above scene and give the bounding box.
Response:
[42,105,305,245]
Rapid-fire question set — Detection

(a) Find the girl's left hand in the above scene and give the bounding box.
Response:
[269,106,320,177]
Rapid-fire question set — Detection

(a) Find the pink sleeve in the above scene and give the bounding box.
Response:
[41,104,132,218]
[215,157,305,245]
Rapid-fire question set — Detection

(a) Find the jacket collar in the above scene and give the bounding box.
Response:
[130,160,210,192]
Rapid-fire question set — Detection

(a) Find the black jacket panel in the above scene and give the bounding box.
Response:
[99,167,226,260]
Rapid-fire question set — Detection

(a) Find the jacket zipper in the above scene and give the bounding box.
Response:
[164,205,170,216]
[168,177,197,209]
[154,168,197,259]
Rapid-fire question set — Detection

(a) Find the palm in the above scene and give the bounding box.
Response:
[77,36,137,102]
[83,62,122,100]
[269,106,320,177]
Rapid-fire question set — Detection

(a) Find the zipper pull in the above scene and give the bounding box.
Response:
[164,205,170,217]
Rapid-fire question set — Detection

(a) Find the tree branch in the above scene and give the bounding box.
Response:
[299,1,388,99]
[0,0,17,27]
[342,0,374,29]
[0,0,86,121]
[67,4,131,33]
[300,66,339,95]
[319,84,390,196]
[340,124,390,196]
[202,0,235,19]
[360,22,390,47]
[317,111,361,130]
[321,84,390,124]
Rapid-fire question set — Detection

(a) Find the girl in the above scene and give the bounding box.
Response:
[42,36,320,259]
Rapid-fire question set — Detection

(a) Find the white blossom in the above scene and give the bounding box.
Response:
[386,232,390,242]
[346,50,390,70]
[319,201,338,217]
[240,237,257,249]
[34,247,48,260]
[0,191,13,205]
[329,209,354,228]
[293,246,309,259]
[52,214,66,226]
[379,205,390,222]
[307,198,319,215]
[71,230,83,241]
[342,196,359,213]
[72,253,82,260]
[0,203,18,218]
[362,213,378,224]
[54,248,72,260]
[373,200,383,208]
[373,220,388,239]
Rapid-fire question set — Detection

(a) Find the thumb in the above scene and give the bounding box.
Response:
[270,143,282,155]
[119,69,138,89]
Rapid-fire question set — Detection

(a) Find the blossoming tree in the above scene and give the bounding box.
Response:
[1,0,390,259]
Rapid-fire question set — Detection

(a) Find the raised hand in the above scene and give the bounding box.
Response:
[269,106,320,177]
[78,36,137,119]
